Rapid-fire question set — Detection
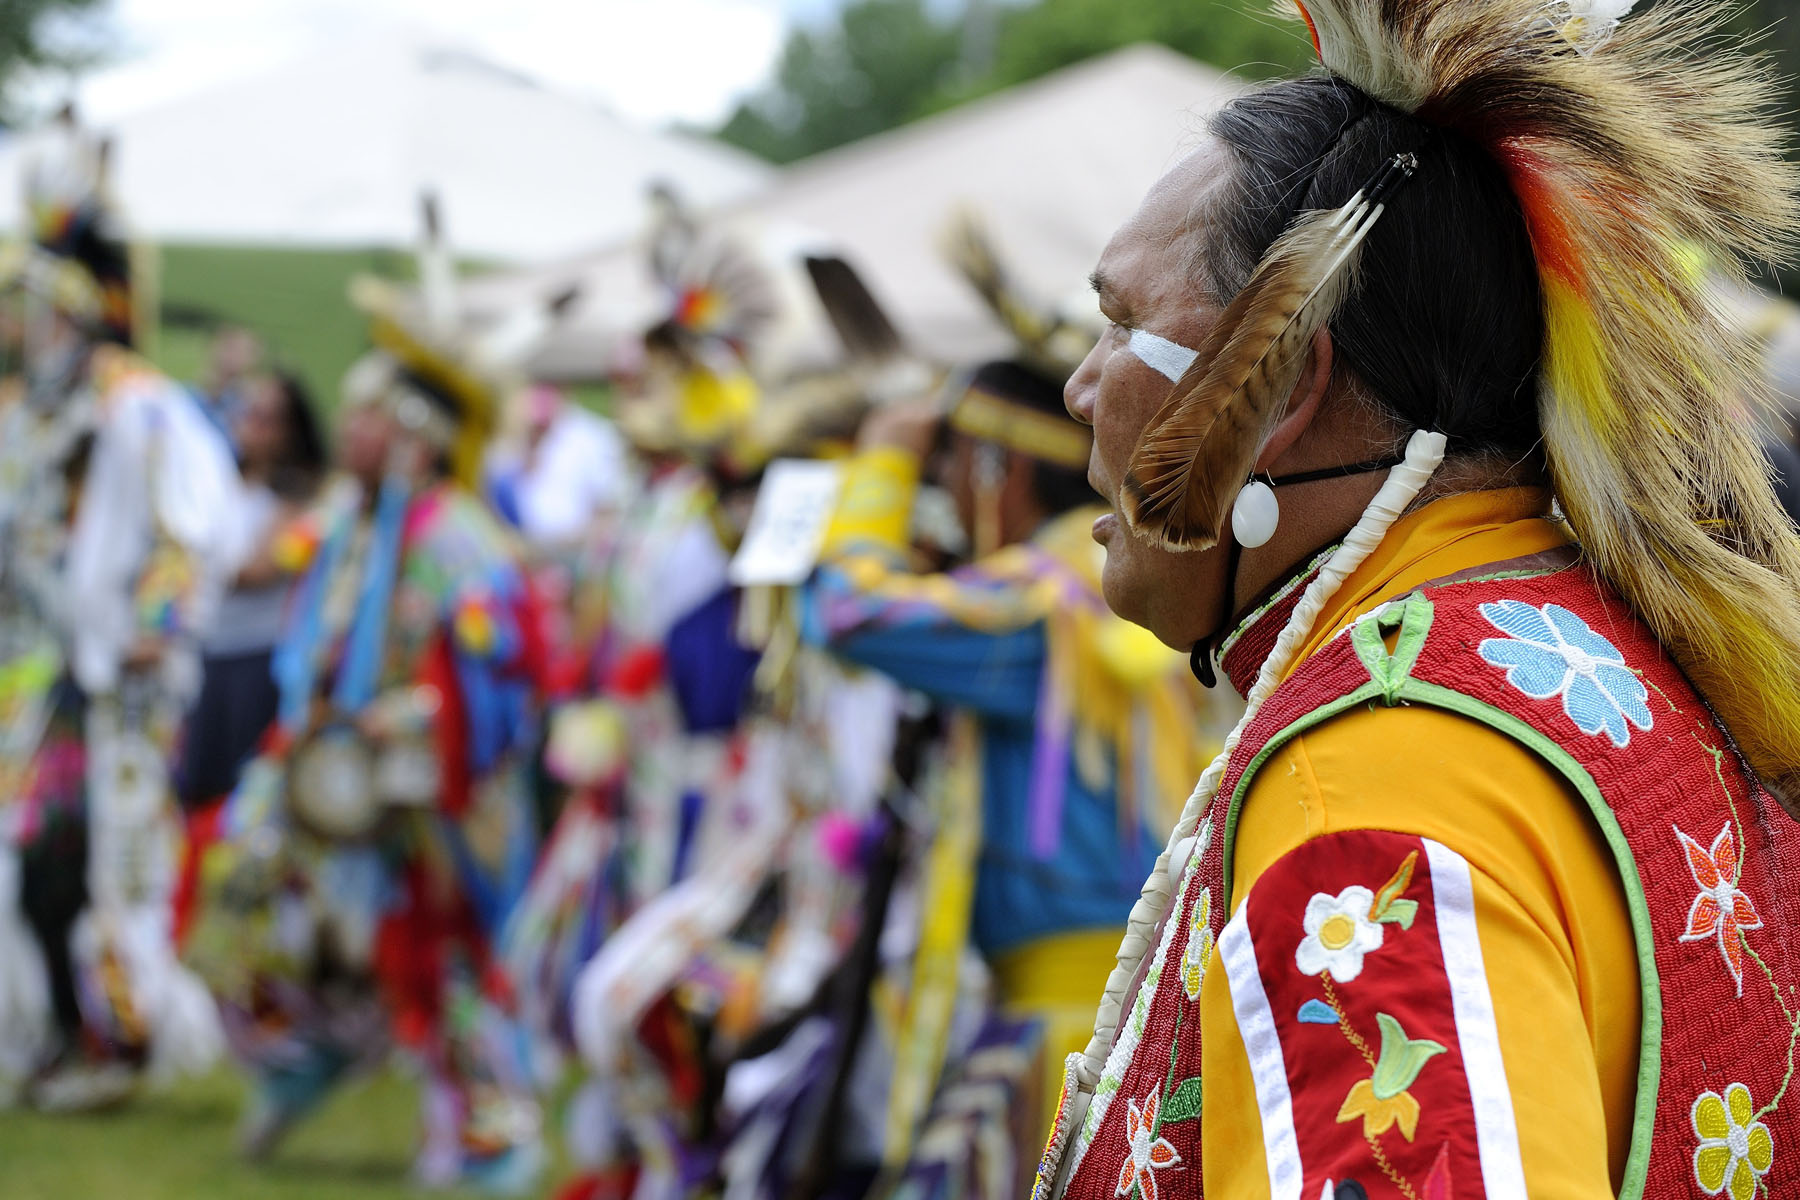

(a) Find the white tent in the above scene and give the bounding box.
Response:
[0,33,772,263]
[460,43,1240,377]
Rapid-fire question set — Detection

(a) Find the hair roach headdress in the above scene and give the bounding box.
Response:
[1133,0,1800,808]
[0,107,139,348]
[348,194,576,487]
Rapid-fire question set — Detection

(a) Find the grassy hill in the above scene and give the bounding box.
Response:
[149,244,611,427]
[151,243,424,415]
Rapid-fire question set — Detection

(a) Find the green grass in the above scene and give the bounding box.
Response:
[0,1068,516,1199]
[151,243,424,415]
[146,243,614,422]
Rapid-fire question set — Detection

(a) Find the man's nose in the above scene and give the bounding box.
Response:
[1065,343,1102,425]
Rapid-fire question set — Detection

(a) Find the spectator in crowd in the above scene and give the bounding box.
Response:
[177,369,326,809]
[192,324,264,445]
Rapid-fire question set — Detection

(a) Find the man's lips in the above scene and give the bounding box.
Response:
[1089,457,1121,543]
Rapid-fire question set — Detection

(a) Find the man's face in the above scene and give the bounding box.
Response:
[212,327,262,383]
[1066,144,1232,649]
[339,401,396,485]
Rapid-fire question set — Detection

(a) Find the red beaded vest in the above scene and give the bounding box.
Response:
[1037,550,1800,1200]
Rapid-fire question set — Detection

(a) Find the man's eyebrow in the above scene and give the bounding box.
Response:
[1089,269,1132,323]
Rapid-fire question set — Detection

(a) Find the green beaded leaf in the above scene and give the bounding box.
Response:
[1160,1077,1204,1126]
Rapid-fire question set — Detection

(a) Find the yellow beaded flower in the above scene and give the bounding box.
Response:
[1693,1083,1774,1200]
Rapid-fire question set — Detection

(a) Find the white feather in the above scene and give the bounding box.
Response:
[1568,0,1638,21]
[1560,0,1639,48]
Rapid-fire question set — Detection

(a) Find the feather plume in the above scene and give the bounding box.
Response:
[1122,185,1389,549]
[942,211,1055,353]
[803,254,903,363]
[941,209,1092,377]
[1285,0,1800,811]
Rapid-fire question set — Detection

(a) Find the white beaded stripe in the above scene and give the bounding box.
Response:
[1054,429,1448,1182]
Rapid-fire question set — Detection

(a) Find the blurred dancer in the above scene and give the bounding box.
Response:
[186,216,556,1192]
[803,356,1205,1180]
[191,324,264,445]
[486,382,632,550]
[0,110,237,1110]
[538,206,920,1200]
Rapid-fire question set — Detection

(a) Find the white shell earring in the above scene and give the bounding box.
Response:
[1231,478,1279,548]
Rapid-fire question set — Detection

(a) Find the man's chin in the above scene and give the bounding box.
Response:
[1099,554,1156,638]
[1101,545,1222,652]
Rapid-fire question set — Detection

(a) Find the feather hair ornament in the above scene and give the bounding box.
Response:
[1122,153,1415,548]
[1281,0,1800,811]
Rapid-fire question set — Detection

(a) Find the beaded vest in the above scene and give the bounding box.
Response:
[1037,552,1800,1200]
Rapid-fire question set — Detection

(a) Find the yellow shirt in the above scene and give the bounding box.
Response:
[1200,488,1638,1198]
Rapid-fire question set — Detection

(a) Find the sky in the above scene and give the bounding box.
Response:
[29,0,849,129]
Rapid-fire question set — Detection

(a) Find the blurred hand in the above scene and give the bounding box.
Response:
[355,704,395,746]
[123,635,164,672]
[234,550,285,589]
[858,398,941,458]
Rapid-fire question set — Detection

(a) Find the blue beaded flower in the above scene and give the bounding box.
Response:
[1476,600,1652,748]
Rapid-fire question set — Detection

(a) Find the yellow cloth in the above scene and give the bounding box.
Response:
[1200,488,1639,1198]
[820,447,1208,1141]
[823,446,920,552]
[821,447,1205,831]
[992,929,1125,1139]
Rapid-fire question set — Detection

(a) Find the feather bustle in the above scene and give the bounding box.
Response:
[1287,0,1800,810]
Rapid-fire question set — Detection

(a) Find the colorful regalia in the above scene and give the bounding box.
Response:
[0,111,237,1109]
[184,205,557,1192]
[805,443,1204,1176]
[1037,3,1800,1199]
[506,199,799,1197]
[790,293,1209,1200]
[531,196,981,1200]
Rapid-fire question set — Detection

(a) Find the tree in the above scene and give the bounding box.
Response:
[985,0,1310,92]
[717,0,1312,165]
[0,0,109,122]
[718,0,963,164]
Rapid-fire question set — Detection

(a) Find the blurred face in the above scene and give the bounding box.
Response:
[212,327,262,382]
[339,401,396,486]
[233,376,288,472]
[1066,145,1232,649]
[935,430,1040,554]
[939,430,977,536]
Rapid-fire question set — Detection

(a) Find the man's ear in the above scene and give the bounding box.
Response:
[1252,327,1333,474]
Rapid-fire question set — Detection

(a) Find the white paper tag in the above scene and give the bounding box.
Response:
[728,458,846,586]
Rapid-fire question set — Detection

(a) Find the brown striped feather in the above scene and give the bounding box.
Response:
[1121,202,1372,549]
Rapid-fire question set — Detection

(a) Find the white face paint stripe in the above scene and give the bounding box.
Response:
[1127,327,1199,383]
[1424,838,1529,1200]
[1220,898,1305,1200]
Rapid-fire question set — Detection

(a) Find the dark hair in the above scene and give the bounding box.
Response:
[1204,77,1545,466]
[264,369,328,501]
[967,357,1098,516]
